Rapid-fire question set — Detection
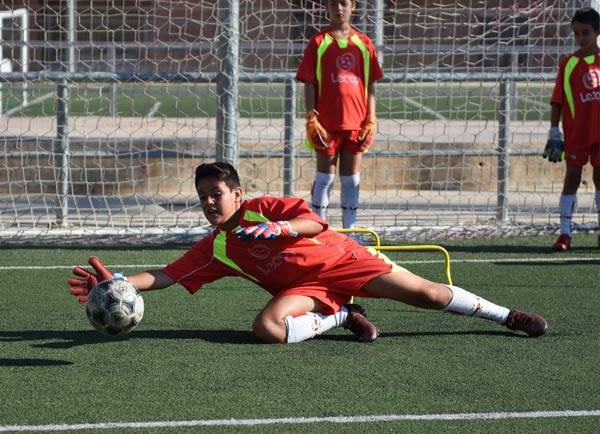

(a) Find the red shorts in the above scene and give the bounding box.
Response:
[315,130,364,156]
[272,248,409,314]
[564,142,600,167]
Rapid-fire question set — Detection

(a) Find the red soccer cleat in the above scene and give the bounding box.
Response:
[552,234,571,251]
[505,310,548,337]
[343,304,379,342]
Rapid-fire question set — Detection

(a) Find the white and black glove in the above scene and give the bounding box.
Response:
[542,127,564,163]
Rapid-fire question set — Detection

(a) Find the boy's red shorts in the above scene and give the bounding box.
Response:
[315,130,364,156]
[565,142,600,167]
[272,248,410,314]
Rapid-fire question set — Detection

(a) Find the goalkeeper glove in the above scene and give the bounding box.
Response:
[542,127,564,163]
[305,110,330,149]
[236,221,298,241]
[69,256,115,304]
[358,114,377,151]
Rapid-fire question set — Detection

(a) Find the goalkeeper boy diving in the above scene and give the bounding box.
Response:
[69,162,548,343]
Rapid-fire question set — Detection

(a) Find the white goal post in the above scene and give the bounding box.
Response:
[0,1,598,244]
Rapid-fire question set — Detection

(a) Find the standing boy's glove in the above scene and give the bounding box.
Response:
[358,114,377,151]
[236,221,298,241]
[68,256,114,304]
[543,127,564,163]
[305,110,330,149]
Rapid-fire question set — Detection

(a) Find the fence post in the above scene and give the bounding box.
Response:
[283,79,296,197]
[109,45,117,117]
[216,0,239,167]
[55,0,76,227]
[55,80,70,227]
[497,79,511,222]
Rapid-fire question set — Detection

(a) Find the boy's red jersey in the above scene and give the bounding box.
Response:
[162,197,393,313]
[551,50,600,150]
[295,28,383,132]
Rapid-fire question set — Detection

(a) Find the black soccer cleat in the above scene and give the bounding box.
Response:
[505,310,548,337]
[343,304,379,342]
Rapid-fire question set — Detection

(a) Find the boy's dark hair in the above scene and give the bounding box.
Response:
[194,162,241,190]
[572,8,600,31]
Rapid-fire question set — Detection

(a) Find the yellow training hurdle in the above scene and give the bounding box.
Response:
[334,228,453,285]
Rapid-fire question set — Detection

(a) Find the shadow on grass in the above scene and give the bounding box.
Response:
[0,358,74,366]
[0,327,534,360]
[0,329,259,349]
[318,329,527,341]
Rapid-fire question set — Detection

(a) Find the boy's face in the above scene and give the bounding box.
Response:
[196,177,243,229]
[572,21,600,53]
[326,0,356,25]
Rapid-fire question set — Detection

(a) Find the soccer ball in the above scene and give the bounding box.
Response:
[86,279,144,336]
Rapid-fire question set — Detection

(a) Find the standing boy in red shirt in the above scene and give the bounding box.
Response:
[296,0,383,229]
[70,162,547,343]
[544,8,600,250]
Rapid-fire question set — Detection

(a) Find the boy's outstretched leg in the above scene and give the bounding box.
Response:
[504,310,547,337]
[363,272,547,337]
[442,285,547,337]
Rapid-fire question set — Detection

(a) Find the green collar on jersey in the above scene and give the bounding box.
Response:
[315,32,371,100]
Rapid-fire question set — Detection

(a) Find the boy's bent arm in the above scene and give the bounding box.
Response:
[128,270,175,292]
[288,217,325,237]
[236,216,325,241]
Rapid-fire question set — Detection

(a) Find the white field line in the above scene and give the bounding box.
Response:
[402,95,448,120]
[0,256,599,271]
[520,94,551,110]
[146,101,162,118]
[1,410,599,432]
[4,92,54,117]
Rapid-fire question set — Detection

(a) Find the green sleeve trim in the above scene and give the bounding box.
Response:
[351,33,371,100]
[211,208,272,282]
[563,56,580,119]
[213,231,259,282]
[242,209,270,223]
[316,34,334,99]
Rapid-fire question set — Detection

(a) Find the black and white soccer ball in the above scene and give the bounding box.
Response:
[86,279,144,336]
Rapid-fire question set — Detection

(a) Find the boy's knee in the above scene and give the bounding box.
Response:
[252,315,287,344]
[425,283,453,309]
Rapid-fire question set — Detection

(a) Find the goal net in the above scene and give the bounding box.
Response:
[0,0,596,243]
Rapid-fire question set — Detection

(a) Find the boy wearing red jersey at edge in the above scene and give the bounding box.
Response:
[69,162,548,343]
[296,0,383,229]
[543,8,600,250]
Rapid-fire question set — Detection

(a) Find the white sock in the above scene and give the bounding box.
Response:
[311,172,335,221]
[595,190,600,233]
[284,307,349,343]
[559,193,577,236]
[340,173,360,228]
[441,285,510,324]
